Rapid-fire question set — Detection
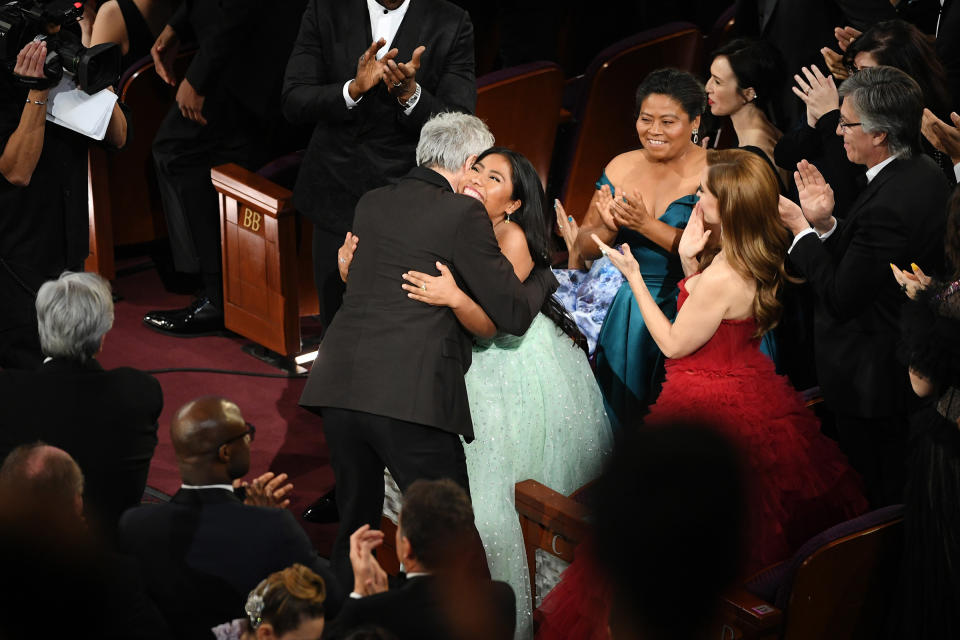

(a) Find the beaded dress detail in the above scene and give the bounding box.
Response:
[463,313,613,639]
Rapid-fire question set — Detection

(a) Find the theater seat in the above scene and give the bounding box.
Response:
[721,504,904,640]
[211,154,317,358]
[476,62,565,190]
[86,51,196,279]
[558,23,704,222]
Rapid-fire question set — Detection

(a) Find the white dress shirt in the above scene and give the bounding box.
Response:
[342,0,420,115]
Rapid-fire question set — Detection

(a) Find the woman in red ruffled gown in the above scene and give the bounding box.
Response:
[536,149,867,639]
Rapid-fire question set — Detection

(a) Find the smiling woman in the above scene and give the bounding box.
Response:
[567,68,707,429]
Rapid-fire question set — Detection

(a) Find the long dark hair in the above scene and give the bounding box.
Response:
[476,147,587,352]
[843,19,952,119]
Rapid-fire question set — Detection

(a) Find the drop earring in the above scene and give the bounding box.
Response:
[692,129,699,145]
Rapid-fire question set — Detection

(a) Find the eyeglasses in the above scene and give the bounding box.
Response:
[837,119,863,133]
[214,422,256,452]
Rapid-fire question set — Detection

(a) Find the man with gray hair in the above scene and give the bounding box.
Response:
[0,272,162,540]
[779,65,949,506]
[300,112,557,589]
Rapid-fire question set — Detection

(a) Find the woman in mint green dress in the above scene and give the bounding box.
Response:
[572,69,709,430]
[401,148,613,639]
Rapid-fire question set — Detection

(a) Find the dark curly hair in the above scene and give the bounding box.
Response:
[634,68,707,121]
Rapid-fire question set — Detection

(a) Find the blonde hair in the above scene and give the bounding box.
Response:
[704,149,792,336]
[245,564,326,634]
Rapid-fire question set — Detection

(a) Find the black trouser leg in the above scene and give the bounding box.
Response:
[312,226,347,332]
[381,418,491,580]
[152,95,272,309]
[322,407,388,592]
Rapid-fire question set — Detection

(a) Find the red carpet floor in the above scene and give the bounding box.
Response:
[97,264,338,554]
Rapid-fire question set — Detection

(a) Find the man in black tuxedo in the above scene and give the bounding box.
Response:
[281,0,476,331]
[779,66,949,506]
[735,0,894,125]
[325,479,515,640]
[119,397,344,640]
[142,0,308,335]
[299,112,556,589]
[0,272,161,540]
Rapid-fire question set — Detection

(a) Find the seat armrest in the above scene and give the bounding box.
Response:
[515,479,590,546]
[720,587,783,639]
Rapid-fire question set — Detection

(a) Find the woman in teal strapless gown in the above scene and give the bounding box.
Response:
[401,148,613,639]
[571,69,709,429]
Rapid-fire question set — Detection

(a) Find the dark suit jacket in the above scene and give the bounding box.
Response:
[169,0,307,120]
[299,167,556,439]
[118,488,344,640]
[0,358,161,536]
[281,0,476,234]
[788,155,949,418]
[325,575,515,640]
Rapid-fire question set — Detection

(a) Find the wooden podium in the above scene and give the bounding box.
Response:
[212,163,318,358]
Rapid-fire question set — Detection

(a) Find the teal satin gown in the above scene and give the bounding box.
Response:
[594,182,697,431]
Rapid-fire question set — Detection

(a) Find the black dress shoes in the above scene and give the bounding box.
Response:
[303,488,340,523]
[143,296,225,336]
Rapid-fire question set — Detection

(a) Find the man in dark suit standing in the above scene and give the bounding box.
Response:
[281,0,476,331]
[0,272,161,541]
[326,479,515,640]
[119,397,344,640]
[779,66,949,506]
[299,112,556,589]
[142,0,308,335]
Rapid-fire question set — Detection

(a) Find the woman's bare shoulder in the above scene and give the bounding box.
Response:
[605,150,647,180]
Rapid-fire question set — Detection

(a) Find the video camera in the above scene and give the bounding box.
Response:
[0,0,120,93]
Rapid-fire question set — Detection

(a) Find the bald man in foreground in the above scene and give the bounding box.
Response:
[118,397,343,640]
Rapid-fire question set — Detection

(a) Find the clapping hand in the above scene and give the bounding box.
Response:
[890,262,931,300]
[794,160,835,232]
[678,202,712,264]
[591,234,641,281]
[778,194,809,236]
[792,65,839,128]
[402,262,464,308]
[921,108,960,164]
[350,38,397,100]
[236,472,294,509]
[834,26,862,52]
[349,525,389,596]
[610,188,655,233]
[554,199,580,255]
[594,184,618,232]
[383,45,425,103]
[338,232,359,282]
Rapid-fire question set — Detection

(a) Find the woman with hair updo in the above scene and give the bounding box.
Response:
[597,149,867,572]
[705,38,789,188]
[212,563,327,640]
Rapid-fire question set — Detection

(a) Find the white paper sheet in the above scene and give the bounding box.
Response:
[45,76,118,141]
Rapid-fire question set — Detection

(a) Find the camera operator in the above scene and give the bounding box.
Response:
[0,37,128,370]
